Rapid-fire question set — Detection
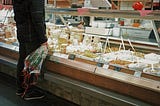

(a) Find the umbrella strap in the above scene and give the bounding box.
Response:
[21,84,29,98]
[21,72,39,98]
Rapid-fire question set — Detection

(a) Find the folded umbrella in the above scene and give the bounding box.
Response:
[22,44,48,97]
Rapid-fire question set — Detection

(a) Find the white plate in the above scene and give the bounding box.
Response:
[143,67,160,76]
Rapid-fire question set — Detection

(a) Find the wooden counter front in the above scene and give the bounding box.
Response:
[46,56,160,105]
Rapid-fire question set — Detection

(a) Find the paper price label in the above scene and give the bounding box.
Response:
[134,71,142,78]
[103,64,109,70]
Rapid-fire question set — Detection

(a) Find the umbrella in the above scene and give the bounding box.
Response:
[22,44,48,97]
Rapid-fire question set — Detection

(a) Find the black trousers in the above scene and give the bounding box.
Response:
[13,0,47,90]
[13,0,47,43]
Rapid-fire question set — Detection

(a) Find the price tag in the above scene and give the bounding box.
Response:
[103,64,109,70]
[68,54,76,60]
[54,58,60,64]
[114,66,121,72]
[97,62,103,67]
[14,46,19,51]
[53,53,68,59]
[134,71,142,78]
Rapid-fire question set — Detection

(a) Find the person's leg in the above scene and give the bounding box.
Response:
[16,43,27,95]
[29,0,47,44]
[13,0,29,43]
[13,0,28,96]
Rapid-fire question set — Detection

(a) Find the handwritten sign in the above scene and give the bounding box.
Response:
[138,10,153,17]
[77,8,89,15]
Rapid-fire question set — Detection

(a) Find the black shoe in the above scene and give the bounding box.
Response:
[23,90,45,100]
[16,89,25,96]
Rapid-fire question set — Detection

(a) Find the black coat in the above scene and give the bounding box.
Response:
[13,0,47,44]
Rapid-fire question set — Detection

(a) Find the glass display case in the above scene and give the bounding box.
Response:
[45,7,160,76]
[44,8,160,105]
[0,6,160,105]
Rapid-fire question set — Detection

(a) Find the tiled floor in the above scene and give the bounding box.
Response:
[0,72,78,106]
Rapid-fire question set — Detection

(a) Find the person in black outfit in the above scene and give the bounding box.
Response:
[13,0,47,100]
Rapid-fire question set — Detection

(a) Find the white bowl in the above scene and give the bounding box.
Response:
[143,67,160,76]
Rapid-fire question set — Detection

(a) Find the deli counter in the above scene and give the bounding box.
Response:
[0,8,160,106]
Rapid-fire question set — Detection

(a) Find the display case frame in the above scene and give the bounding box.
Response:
[0,8,160,105]
[44,8,160,105]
